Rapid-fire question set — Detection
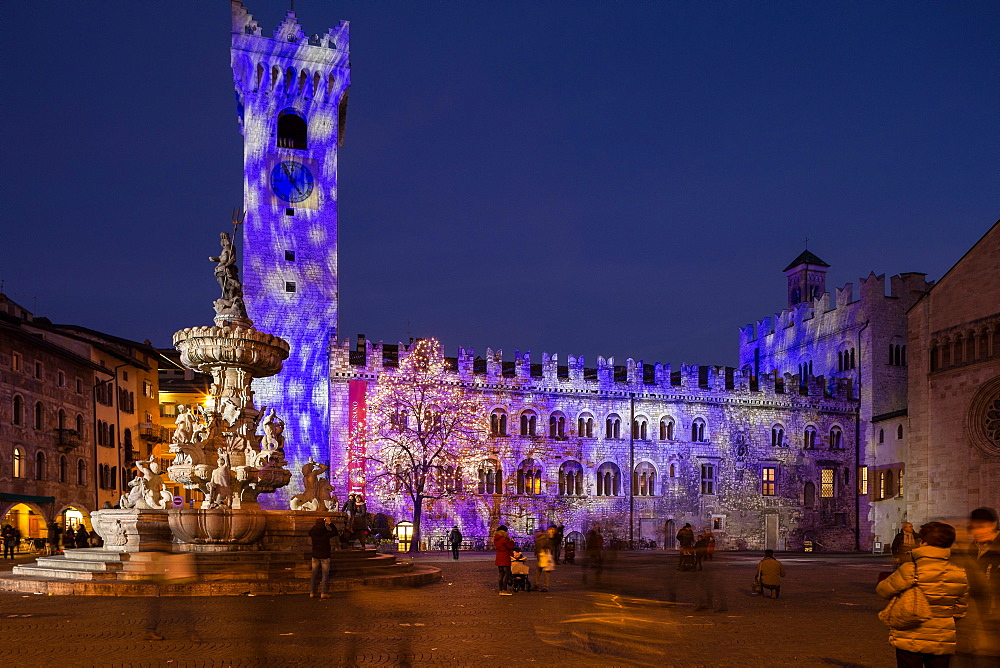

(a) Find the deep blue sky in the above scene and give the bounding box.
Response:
[1,1,996,367]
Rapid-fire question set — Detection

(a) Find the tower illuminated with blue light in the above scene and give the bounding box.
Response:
[230,1,349,505]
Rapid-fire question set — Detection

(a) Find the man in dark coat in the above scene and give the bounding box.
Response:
[308,517,338,599]
[890,522,919,564]
[1,525,15,559]
[956,507,1000,661]
[677,523,695,570]
[448,526,463,560]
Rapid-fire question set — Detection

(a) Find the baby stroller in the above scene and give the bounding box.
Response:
[564,541,576,564]
[510,550,531,592]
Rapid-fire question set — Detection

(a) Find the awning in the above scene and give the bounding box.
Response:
[0,493,56,505]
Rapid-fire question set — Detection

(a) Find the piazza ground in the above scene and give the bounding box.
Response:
[0,550,897,667]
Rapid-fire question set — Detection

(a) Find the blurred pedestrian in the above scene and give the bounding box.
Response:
[448,526,463,560]
[892,523,921,566]
[493,525,515,596]
[46,522,60,556]
[534,529,554,592]
[955,507,1000,664]
[755,549,786,599]
[876,521,968,668]
[75,524,90,549]
[582,528,604,586]
[553,525,564,564]
[677,523,695,571]
[1,525,15,559]
[308,517,338,599]
[89,529,102,548]
[694,533,709,571]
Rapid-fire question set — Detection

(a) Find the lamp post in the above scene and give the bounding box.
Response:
[629,391,635,549]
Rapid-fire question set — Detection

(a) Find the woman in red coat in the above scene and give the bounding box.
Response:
[493,525,515,596]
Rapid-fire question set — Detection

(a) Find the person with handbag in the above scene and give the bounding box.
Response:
[534,529,554,592]
[875,521,969,668]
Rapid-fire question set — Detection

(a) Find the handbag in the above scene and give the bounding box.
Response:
[751,568,763,594]
[878,558,932,630]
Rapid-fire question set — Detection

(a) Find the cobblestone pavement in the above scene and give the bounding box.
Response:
[0,550,897,667]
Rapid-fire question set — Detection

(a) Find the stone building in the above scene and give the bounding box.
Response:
[907,220,1000,522]
[739,252,932,547]
[330,340,859,551]
[0,296,101,539]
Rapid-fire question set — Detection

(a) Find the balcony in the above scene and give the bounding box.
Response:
[54,429,83,453]
[139,422,171,443]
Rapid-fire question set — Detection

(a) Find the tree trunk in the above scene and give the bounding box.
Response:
[409,494,423,553]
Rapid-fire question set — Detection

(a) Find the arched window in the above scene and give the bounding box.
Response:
[77,458,86,485]
[489,409,508,437]
[885,470,896,498]
[771,424,785,447]
[804,426,817,449]
[478,459,502,495]
[897,424,903,439]
[632,417,648,440]
[803,481,815,508]
[59,455,67,483]
[12,395,23,425]
[549,412,566,439]
[659,418,674,440]
[76,414,84,437]
[276,111,307,149]
[577,413,594,438]
[519,410,537,437]
[691,418,706,442]
[558,460,584,496]
[110,466,118,490]
[596,462,621,496]
[669,462,676,477]
[850,348,856,369]
[633,462,656,496]
[34,401,44,430]
[879,428,885,444]
[517,459,542,495]
[829,426,843,450]
[58,409,66,430]
[34,451,45,480]
[13,448,23,478]
[605,414,621,439]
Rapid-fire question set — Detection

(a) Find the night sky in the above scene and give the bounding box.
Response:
[1,1,996,367]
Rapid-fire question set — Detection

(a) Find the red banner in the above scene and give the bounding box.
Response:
[347,380,367,495]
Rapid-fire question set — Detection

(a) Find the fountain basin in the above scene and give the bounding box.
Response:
[168,508,266,552]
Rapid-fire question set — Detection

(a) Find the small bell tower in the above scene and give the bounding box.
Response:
[230,1,350,504]
[784,250,829,308]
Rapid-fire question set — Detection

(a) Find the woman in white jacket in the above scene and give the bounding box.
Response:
[876,522,969,668]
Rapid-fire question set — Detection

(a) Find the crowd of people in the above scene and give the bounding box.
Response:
[1,522,101,558]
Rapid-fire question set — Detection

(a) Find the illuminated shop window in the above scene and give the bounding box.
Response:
[596,462,621,496]
[858,466,868,495]
[820,468,835,498]
[761,467,776,496]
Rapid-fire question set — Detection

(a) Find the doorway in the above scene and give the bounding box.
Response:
[664,519,676,549]
[764,514,779,551]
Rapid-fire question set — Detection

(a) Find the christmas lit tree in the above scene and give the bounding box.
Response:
[363,338,488,552]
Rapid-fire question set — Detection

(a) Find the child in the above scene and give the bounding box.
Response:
[510,549,531,592]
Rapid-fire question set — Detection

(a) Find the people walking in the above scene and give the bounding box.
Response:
[493,525,515,596]
[1,525,15,559]
[706,532,716,561]
[892,523,921,565]
[448,526,463,560]
[694,533,709,571]
[308,517,338,599]
[582,528,604,586]
[755,549,786,599]
[876,521,969,668]
[46,522,60,556]
[553,525,564,564]
[955,507,1000,663]
[75,524,90,549]
[677,523,695,571]
[534,529,554,592]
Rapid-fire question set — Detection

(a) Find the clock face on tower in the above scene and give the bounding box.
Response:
[270,160,315,204]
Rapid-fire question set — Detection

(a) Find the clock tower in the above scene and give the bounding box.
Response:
[230,1,349,504]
